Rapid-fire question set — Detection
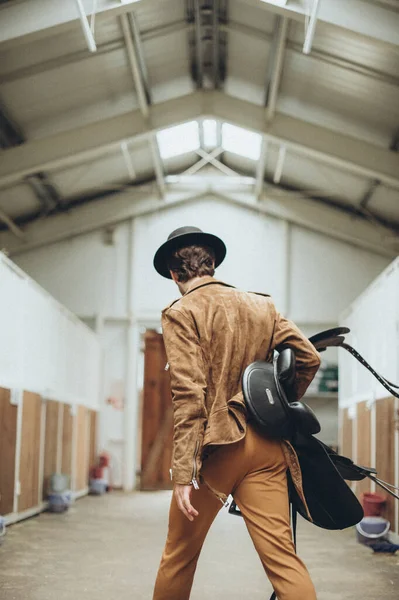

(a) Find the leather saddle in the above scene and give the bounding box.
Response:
[242,348,320,440]
[232,327,399,530]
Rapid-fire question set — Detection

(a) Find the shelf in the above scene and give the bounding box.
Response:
[304,392,338,400]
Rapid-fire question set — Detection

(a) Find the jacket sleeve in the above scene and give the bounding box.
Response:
[271,305,321,400]
[161,307,208,485]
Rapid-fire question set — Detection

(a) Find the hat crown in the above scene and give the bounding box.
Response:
[167,226,203,241]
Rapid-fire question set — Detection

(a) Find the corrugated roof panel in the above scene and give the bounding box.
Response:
[278,48,399,147]
[0,17,122,80]
[368,186,399,224]
[224,144,370,207]
[1,47,138,140]
[222,150,258,175]
[162,151,199,175]
[289,20,399,80]
[230,0,276,35]
[0,184,40,219]
[143,29,193,102]
[224,30,271,105]
[268,148,370,204]
[133,0,185,32]
[49,139,159,200]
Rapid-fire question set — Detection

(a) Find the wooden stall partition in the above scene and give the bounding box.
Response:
[340,407,353,460]
[75,406,89,492]
[140,331,173,491]
[0,388,17,515]
[19,392,42,512]
[356,401,371,497]
[376,397,395,529]
[42,400,60,500]
[88,410,98,471]
[61,404,74,483]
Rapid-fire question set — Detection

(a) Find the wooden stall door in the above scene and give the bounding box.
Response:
[42,400,60,500]
[75,406,89,492]
[19,392,42,512]
[356,402,371,497]
[376,397,396,528]
[61,404,73,483]
[340,408,353,460]
[89,410,98,471]
[140,331,173,490]
[0,388,17,515]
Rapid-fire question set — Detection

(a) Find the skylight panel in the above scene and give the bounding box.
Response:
[203,119,218,147]
[156,122,200,159]
[221,123,262,160]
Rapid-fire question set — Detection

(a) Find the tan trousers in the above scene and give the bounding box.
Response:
[153,423,316,600]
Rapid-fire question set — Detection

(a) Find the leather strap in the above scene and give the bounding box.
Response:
[341,343,399,399]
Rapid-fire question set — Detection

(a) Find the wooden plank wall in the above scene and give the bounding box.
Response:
[0,388,94,519]
[75,406,89,491]
[89,410,98,471]
[62,404,73,483]
[0,388,17,515]
[342,396,398,534]
[42,401,60,500]
[356,402,371,497]
[19,392,42,512]
[340,408,353,460]
[376,397,396,529]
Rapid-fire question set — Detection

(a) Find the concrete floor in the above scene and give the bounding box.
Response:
[0,492,398,600]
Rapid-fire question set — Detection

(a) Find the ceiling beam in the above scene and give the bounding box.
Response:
[0,187,210,255]
[0,183,395,259]
[0,103,63,213]
[2,0,397,49]
[251,0,399,47]
[120,11,165,198]
[265,16,288,122]
[0,207,25,240]
[1,91,398,190]
[0,93,204,188]
[208,93,399,189]
[255,139,268,200]
[0,0,150,48]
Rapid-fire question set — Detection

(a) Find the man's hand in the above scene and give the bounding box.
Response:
[174,484,199,521]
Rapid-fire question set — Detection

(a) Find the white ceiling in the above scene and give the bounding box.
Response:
[0,0,398,254]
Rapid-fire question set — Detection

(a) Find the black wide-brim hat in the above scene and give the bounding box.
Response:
[153,226,226,279]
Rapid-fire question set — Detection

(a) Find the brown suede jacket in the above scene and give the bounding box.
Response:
[161,276,321,506]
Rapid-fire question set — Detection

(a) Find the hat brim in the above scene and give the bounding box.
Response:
[153,232,226,279]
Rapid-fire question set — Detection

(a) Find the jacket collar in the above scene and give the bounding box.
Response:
[184,276,235,297]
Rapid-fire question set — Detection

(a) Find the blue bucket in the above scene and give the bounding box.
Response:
[0,516,6,539]
[356,517,390,545]
[89,479,107,495]
[48,492,72,513]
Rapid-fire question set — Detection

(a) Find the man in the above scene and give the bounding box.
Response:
[152,226,320,600]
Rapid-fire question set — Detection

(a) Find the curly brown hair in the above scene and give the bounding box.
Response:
[167,245,216,283]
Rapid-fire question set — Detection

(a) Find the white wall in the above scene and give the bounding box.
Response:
[13,197,391,487]
[339,257,399,408]
[0,253,101,408]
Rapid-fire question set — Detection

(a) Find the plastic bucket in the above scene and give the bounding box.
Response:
[356,517,390,545]
[50,473,70,494]
[48,492,71,513]
[361,492,386,517]
[89,478,107,495]
[0,516,6,538]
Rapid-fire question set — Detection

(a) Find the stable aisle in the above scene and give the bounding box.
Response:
[0,491,398,600]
